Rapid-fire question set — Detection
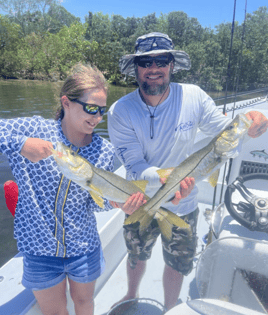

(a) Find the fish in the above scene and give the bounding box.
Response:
[250,149,268,161]
[51,143,190,240]
[124,113,253,237]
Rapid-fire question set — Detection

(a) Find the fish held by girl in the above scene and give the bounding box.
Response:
[51,142,189,240]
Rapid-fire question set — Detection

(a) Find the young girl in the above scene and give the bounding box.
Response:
[0,63,144,315]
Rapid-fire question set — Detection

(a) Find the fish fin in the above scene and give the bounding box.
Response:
[124,205,154,235]
[208,169,220,187]
[89,191,104,208]
[158,208,190,229]
[131,180,148,193]
[156,168,174,179]
[124,205,147,225]
[154,211,173,240]
[89,184,103,196]
[154,208,191,241]
[138,212,155,236]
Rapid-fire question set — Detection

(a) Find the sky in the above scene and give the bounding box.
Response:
[60,0,267,28]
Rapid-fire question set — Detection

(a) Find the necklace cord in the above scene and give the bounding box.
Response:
[140,85,169,139]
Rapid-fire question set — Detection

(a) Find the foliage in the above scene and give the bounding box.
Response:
[0,0,79,35]
[0,15,23,78]
[0,3,267,92]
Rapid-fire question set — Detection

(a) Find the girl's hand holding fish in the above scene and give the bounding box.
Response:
[245,111,268,138]
[21,138,53,162]
[110,192,147,215]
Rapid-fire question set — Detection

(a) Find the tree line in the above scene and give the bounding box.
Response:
[0,0,268,92]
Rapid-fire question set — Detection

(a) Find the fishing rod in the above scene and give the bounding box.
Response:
[218,0,249,206]
[212,0,237,210]
[222,0,237,116]
[219,0,249,207]
[231,0,248,119]
[212,0,249,209]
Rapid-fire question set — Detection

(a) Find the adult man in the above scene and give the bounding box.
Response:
[108,32,268,311]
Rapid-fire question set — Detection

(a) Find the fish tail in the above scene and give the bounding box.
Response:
[154,208,191,241]
[124,205,155,235]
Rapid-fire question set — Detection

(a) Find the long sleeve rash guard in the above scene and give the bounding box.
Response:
[108,83,231,216]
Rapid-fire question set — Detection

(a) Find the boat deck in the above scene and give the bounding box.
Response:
[94,202,210,315]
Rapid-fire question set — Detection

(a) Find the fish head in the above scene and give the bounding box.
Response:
[52,142,93,181]
[215,114,252,153]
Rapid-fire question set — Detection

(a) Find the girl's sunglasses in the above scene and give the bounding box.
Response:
[72,99,106,116]
[134,54,173,68]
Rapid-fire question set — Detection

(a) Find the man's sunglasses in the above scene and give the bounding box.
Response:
[72,99,106,116]
[134,54,173,68]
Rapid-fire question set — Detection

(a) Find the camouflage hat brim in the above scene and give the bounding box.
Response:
[119,49,191,77]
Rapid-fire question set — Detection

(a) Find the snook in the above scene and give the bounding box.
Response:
[125,113,252,237]
[52,143,189,240]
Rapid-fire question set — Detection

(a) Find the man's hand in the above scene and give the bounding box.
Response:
[246,111,268,138]
[110,192,146,215]
[21,138,53,162]
[160,176,195,205]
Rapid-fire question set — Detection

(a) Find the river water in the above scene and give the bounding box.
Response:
[0,80,266,267]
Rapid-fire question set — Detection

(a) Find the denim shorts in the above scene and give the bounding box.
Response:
[22,246,105,291]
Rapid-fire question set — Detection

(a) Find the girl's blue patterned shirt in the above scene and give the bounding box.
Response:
[0,116,115,257]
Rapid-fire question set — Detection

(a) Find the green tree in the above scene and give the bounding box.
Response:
[89,12,112,42]
[111,14,127,39]
[0,0,72,35]
[167,11,191,48]
[17,32,46,79]
[52,22,88,78]
[84,11,93,40]
[141,13,159,32]
[85,39,124,85]
[0,15,23,78]
[241,7,268,89]
[45,3,80,33]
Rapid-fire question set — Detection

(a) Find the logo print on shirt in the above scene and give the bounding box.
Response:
[175,121,194,132]
[116,147,127,163]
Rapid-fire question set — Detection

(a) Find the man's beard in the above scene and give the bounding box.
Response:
[140,81,169,95]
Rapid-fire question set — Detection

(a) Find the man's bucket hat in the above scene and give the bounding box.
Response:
[119,32,191,77]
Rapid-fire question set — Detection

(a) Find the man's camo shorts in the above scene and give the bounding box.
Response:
[123,208,199,276]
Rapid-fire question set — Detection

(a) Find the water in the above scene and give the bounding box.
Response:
[0,80,266,268]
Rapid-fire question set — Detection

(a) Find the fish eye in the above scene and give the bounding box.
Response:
[71,152,75,156]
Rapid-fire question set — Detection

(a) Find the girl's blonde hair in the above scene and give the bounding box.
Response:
[55,63,108,120]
